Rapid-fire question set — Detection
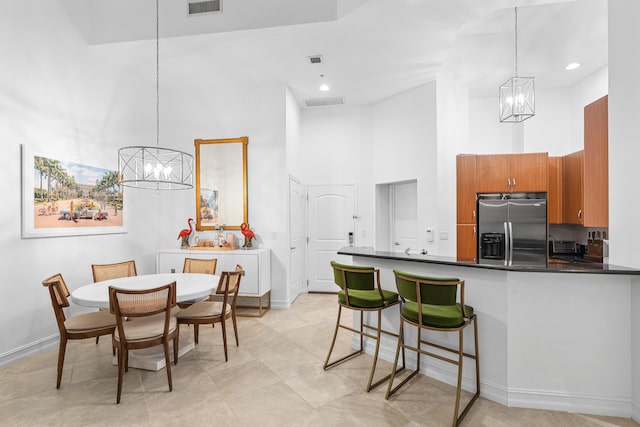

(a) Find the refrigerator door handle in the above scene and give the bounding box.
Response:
[508,221,514,266]
[503,221,509,266]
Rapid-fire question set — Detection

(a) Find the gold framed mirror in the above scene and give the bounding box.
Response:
[195,137,248,231]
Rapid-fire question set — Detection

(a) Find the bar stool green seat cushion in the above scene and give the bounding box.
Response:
[338,289,399,308]
[401,302,473,328]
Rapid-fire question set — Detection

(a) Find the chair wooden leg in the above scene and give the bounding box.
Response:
[116,348,125,404]
[96,336,100,345]
[221,319,228,362]
[232,311,239,346]
[194,324,199,345]
[56,338,67,389]
[163,341,173,392]
[173,327,180,365]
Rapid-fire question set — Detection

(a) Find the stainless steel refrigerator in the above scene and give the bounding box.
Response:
[477,193,547,266]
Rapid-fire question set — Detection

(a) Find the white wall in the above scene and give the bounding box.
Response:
[0,0,291,364]
[300,105,374,247]
[609,0,640,420]
[0,0,159,363]
[89,37,291,307]
[372,83,439,252]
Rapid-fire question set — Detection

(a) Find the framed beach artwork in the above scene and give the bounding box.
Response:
[21,145,126,238]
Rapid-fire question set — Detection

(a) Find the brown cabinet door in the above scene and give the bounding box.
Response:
[563,150,584,224]
[548,157,563,224]
[476,155,509,193]
[510,153,548,192]
[456,155,477,224]
[583,95,608,227]
[456,224,477,261]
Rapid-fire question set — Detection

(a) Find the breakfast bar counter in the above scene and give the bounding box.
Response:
[337,246,640,275]
[336,247,640,420]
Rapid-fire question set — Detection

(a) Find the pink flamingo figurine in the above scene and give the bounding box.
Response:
[240,222,255,248]
[178,218,194,248]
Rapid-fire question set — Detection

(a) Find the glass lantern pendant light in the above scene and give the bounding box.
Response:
[499,7,535,123]
[118,0,194,190]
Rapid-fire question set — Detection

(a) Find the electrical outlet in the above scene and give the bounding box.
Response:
[440,231,449,240]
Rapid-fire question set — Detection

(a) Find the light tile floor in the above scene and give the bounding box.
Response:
[2,293,638,426]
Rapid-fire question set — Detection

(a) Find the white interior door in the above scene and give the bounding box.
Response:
[289,176,305,301]
[391,181,418,252]
[307,184,356,293]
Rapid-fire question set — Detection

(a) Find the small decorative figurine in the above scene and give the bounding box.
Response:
[177,218,194,248]
[240,222,255,248]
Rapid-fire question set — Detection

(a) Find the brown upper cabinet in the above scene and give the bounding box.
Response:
[456,155,477,224]
[456,155,477,261]
[583,95,608,227]
[561,95,608,227]
[547,156,563,224]
[562,150,584,224]
[476,153,548,193]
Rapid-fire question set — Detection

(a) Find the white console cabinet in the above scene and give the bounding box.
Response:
[157,248,271,316]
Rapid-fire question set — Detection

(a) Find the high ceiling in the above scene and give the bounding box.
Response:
[59,0,608,105]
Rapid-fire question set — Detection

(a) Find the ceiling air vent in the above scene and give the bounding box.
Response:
[307,55,324,65]
[188,0,221,15]
[304,97,344,107]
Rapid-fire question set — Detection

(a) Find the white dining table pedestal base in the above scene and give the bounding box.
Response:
[112,335,195,371]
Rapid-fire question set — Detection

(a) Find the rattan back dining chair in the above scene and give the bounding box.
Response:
[109,282,179,404]
[42,273,116,389]
[92,260,137,283]
[176,265,243,361]
[385,270,480,427]
[183,257,217,275]
[91,260,138,345]
[178,257,218,309]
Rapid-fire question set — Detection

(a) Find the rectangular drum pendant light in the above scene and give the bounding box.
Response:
[499,7,535,123]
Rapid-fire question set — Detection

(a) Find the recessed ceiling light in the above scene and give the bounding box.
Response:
[319,84,330,92]
[565,62,581,71]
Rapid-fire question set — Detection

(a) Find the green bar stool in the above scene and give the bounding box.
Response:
[385,270,480,427]
[323,261,405,391]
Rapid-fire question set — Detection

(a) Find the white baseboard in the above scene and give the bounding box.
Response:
[271,299,290,310]
[0,334,58,369]
[507,388,632,418]
[633,399,640,423]
[357,336,631,418]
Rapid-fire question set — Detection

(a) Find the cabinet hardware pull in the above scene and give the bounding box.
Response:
[473,226,476,236]
[512,178,516,189]
[472,210,476,219]
[578,210,582,220]
[507,178,511,189]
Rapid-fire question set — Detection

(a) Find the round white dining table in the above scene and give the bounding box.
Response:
[70,273,219,309]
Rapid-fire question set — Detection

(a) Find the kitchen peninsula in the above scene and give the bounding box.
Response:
[337,246,640,418]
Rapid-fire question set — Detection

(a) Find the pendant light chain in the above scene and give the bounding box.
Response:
[156,0,160,148]
[514,7,518,78]
[116,0,194,190]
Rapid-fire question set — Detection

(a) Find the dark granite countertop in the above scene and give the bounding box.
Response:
[337,247,640,275]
